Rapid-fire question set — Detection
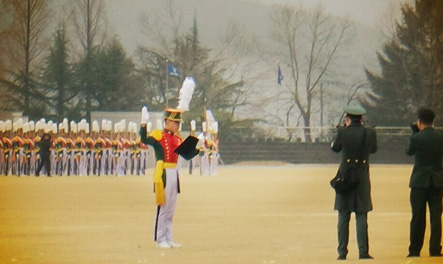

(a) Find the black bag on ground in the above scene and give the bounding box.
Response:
[330,168,359,194]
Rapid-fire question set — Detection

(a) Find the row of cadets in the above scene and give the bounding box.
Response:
[0,117,153,177]
[1,118,49,176]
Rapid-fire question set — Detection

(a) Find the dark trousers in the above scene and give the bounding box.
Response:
[338,211,369,257]
[36,154,51,176]
[409,187,443,255]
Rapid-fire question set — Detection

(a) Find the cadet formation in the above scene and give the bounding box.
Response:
[0,116,219,177]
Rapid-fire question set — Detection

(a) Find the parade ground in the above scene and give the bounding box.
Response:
[1,164,442,264]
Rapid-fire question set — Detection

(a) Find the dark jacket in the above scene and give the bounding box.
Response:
[331,122,377,212]
[406,127,443,188]
[39,134,52,157]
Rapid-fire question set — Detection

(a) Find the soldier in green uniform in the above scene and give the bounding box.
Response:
[331,105,377,260]
[406,107,443,257]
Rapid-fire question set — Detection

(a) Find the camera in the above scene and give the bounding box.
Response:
[410,122,419,133]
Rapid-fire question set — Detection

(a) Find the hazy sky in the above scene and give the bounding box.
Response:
[257,0,409,27]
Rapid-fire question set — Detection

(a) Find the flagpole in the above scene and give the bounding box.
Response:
[166,60,169,108]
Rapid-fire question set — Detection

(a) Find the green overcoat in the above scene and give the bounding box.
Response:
[331,122,378,212]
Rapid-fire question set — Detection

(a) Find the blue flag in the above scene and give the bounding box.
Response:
[168,63,180,77]
[278,64,283,85]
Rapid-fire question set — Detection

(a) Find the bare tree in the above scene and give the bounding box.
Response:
[69,0,108,120]
[137,0,260,119]
[69,0,107,58]
[0,0,51,115]
[270,4,351,142]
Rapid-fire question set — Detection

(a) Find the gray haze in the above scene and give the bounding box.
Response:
[258,0,407,27]
[103,0,408,55]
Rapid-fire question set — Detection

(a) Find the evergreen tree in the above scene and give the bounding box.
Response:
[42,27,76,121]
[92,39,146,111]
[364,0,443,126]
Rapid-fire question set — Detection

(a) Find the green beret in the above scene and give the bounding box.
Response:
[344,105,366,115]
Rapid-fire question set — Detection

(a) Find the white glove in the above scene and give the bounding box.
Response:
[141,106,149,124]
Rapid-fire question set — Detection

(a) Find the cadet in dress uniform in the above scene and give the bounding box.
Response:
[331,105,377,260]
[48,122,57,176]
[94,122,106,176]
[22,123,34,176]
[199,123,210,176]
[27,121,36,175]
[121,122,130,176]
[208,122,219,176]
[128,122,141,175]
[139,107,199,248]
[113,120,126,176]
[12,119,24,176]
[406,108,443,257]
[102,120,112,176]
[111,123,120,175]
[66,121,77,176]
[138,76,198,248]
[2,120,12,176]
[34,120,44,176]
[55,122,67,176]
[0,121,4,175]
[85,124,95,176]
[75,120,87,176]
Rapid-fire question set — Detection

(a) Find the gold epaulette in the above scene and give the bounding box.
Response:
[150,130,163,141]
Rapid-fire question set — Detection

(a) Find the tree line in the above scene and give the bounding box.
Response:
[1,0,441,141]
[0,0,248,137]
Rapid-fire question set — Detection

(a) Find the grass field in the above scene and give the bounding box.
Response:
[0,164,442,264]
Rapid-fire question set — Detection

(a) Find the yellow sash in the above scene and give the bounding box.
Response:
[153,161,177,205]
